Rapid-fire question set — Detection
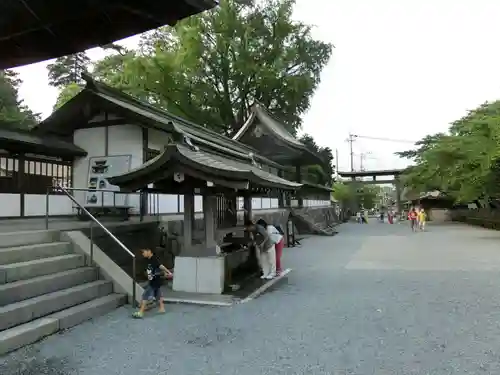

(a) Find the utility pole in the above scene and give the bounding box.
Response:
[346,134,356,171]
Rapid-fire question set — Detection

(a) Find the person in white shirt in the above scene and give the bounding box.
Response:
[256,219,283,279]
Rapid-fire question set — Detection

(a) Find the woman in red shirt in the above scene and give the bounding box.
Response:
[408,208,418,232]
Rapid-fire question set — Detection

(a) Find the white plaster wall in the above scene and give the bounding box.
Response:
[25,195,74,216]
[147,193,178,214]
[0,194,21,217]
[148,128,171,151]
[107,125,143,213]
[177,195,203,213]
[72,125,144,213]
[147,128,183,214]
[73,127,106,206]
[261,198,271,209]
[252,197,262,209]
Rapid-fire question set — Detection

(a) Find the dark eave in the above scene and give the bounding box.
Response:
[233,102,323,166]
[108,143,301,192]
[0,126,86,158]
[1,0,218,69]
[300,181,334,193]
[35,75,285,170]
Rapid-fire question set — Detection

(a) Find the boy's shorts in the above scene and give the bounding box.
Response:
[142,284,161,301]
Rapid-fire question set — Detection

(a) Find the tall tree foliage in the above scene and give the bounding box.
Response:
[93,0,332,135]
[397,100,500,202]
[0,70,39,129]
[53,83,82,110]
[299,133,334,185]
[47,52,90,88]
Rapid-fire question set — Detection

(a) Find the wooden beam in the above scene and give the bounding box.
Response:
[343,180,396,185]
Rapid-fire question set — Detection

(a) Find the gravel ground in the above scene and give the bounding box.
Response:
[3,221,500,375]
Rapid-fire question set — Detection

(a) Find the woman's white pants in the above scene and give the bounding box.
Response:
[260,245,276,277]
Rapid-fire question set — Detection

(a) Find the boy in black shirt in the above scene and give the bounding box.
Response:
[133,248,172,318]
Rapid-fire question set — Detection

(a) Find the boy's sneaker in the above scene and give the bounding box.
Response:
[132,311,144,319]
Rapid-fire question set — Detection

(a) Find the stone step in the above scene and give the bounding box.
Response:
[0,254,85,285]
[0,242,72,266]
[0,294,126,355]
[0,267,98,307]
[0,280,113,331]
[0,230,59,249]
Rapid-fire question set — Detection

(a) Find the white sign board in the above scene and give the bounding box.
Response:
[85,155,131,207]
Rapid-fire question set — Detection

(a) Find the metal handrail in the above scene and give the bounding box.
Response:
[45,186,161,228]
[53,185,137,306]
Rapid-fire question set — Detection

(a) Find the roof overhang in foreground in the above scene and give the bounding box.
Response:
[0,0,218,69]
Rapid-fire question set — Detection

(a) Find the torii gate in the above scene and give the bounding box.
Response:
[337,169,405,212]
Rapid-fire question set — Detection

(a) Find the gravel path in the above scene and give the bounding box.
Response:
[3,221,500,374]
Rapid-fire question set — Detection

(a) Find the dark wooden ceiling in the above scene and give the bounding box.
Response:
[0,0,217,69]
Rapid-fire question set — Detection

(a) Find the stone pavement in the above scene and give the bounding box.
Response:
[3,220,500,374]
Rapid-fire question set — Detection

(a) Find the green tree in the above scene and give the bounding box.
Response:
[299,133,334,185]
[0,70,39,129]
[397,100,500,203]
[333,181,380,210]
[47,52,90,88]
[54,83,82,110]
[332,181,354,205]
[93,0,333,135]
[357,185,380,210]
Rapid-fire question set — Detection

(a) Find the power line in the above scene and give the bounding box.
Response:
[351,134,417,144]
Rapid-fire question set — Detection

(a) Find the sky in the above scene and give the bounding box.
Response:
[15,0,500,173]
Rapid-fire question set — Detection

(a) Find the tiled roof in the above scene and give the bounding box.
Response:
[108,143,301,191]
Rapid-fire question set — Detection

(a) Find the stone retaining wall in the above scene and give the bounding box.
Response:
[450,208,500,230]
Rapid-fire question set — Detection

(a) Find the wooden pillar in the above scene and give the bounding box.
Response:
[227,195,237,226]
[183,194,194,250]
[243,194,252,223]
[140,128,149,217]
[18,154,25,217]
[203,195,217,247]
[295,165,303,208]
[277,170,285,208]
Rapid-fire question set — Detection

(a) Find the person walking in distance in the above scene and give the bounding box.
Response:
[418,208,427,231]
[408,207,418,232]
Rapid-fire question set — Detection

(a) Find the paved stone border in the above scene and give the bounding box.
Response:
[239,268,292,303]
[163,297,234,307]
[142,269,293,307]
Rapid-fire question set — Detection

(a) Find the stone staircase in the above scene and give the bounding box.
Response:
[0,230,126,355]
[291,207,339,236]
